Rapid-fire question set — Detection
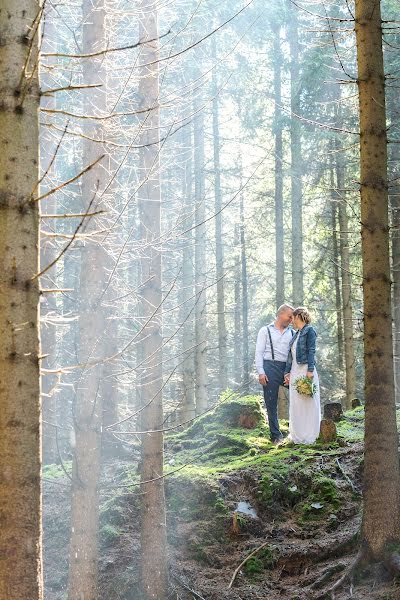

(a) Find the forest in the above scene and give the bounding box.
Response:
[1,0,400,599]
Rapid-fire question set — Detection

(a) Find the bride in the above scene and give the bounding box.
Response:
[284,307,321,444]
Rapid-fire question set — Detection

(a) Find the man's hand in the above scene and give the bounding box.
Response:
[284,373,290,386]
[259,374,268,386]
[306,371,314,379]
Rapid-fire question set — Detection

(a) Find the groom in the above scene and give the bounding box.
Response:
[255,304,294,444]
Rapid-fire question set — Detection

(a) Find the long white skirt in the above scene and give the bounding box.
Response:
[288,357,321,444]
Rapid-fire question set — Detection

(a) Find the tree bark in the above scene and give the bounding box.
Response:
[240,185,250,392]
[330,187,344,370]
[389,142,400,404]
[233,224,242,387]
[137,2,168,597]
[288,7,304,306]
[273,24,285,310]
[40,4,59,465]
[0,2,43,598]
[211,35,228,392]
[336,158,356,410]
[67,1,106,597]
[355,0,400,556]
[180,124,195,422]
[193,90,208,414]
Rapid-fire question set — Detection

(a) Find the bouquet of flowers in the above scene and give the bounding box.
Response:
[294,375,317,397]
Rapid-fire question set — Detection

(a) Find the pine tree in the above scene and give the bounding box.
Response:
[0,2,43,598]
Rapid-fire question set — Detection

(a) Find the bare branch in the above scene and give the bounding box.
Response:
[33,154,105,203]
[41,29,172,59]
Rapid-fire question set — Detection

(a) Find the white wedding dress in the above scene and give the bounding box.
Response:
[288,337,321,444]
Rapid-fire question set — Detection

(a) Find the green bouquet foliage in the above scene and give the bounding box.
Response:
[294,376,317,397]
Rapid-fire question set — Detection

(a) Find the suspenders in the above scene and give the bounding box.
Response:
[266,325,294,362]
[267,326,275,361]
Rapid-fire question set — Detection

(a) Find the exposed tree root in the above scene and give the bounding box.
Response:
[314,549,400,599]
[314,549,366,599]
[172,573,207,600]
[309,563,346,591]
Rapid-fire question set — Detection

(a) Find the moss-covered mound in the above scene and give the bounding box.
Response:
[166,394,278,469]
[46,396,390,600]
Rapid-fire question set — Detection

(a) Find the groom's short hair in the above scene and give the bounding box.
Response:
[277,303,294,315]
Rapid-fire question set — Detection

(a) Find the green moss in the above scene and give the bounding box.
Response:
[244,546,279,574]
[214,497,229,515]
[42,461,72,479]
[100,494,129,528]
[100,523,121,543]
[166,472,220,522]
[298,476,340,522]
[244,556,264,574]
[336,407,365,442]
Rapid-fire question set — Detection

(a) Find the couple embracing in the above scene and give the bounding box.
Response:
[255,304,321,445]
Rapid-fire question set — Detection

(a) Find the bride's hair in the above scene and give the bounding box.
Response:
[293,307,311,324]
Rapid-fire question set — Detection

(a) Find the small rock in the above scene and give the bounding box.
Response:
[319,419,337,443]
[351,398,361,408]
[323,402,343,422]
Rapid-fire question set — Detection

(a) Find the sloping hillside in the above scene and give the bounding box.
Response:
[43,396,400,600]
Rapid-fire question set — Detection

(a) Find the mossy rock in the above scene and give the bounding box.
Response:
[175,394,266,440]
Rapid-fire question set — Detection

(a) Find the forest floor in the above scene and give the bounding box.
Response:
[43,395,400,600]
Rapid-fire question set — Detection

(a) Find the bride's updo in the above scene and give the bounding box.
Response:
[293,306,312,324]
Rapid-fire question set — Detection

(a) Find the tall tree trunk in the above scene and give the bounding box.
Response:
[67,1,106,597]
[211,36,227,392]
[336,156,356,410]
[193,91,208,414]
[273,24,285,309]
[288,8,304,305]
[240,186,250,391]
[137,3,168,598]
[0,2,43,598]
[180,124,195,422]
[389,143,400,404]
[355,0,400,557]
[330,181,344,370]
[233,224,242,387]
[40,4,58,465]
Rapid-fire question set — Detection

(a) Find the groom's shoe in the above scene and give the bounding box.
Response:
[271,437,284,446]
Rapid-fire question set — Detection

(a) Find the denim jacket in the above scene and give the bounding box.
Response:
[284,324,317,374]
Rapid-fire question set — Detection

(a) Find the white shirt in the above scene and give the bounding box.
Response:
[255,322,294,375]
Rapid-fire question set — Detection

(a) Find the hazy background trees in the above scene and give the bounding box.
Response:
[2,0,400,597]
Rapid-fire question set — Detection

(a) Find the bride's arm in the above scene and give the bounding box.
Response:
[306,327,317,377]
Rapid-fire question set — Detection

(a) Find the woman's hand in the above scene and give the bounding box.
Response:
[306,371,314,379]
[284,373,290,385]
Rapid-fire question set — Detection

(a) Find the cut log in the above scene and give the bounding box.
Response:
[319,419,337,443]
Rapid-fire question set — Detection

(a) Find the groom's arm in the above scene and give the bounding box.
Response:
[255,327,267,380]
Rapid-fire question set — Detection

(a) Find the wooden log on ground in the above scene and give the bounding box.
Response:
[319,419,337,443]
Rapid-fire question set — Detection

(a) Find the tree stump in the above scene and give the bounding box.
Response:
[351,398,361,409]
[238,413,260,429]
[323,402,343,422]
[319,419,337,443]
